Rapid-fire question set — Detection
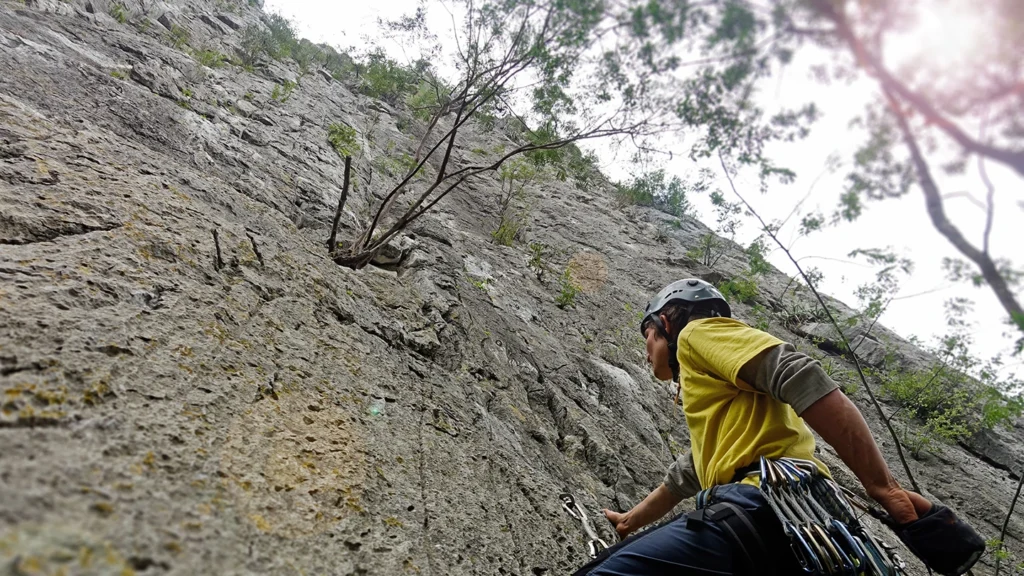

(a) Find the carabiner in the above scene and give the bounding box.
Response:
[789,524,826,575]
[829,519,869,575]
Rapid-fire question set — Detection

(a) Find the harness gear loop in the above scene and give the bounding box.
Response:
[757,456,908,576]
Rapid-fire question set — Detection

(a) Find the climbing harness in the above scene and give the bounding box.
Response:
[560,493,610,558]
[757,456,908,576]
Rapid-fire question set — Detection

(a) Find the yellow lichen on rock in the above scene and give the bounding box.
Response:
[218,390,366,538]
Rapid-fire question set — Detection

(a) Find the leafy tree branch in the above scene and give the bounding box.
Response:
[331,0,677,269]
[809,0,1024,178]
[881,87,1024,340]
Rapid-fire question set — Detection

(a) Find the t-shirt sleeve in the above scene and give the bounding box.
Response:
[664,450,701,498]
[745,343,839,415]
[678,319,784,391]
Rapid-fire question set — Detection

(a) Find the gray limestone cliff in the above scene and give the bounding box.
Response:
[1,1,1021,574]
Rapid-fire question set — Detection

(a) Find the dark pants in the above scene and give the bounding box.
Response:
[573,483,796,576]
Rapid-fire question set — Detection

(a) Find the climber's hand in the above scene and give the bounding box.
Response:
[603,509,633,540]
[867,485,931,525]
[870,487,986,576]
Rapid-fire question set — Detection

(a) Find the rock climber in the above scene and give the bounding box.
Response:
[572,278,984,576]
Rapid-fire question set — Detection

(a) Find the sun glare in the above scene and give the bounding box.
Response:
[886,1,986,70]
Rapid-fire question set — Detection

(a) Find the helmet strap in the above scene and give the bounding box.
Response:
[650,315,682,382]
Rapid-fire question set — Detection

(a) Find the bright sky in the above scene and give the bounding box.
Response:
[265,0,1022,381]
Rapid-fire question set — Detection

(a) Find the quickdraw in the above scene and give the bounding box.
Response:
[560,493,611,559]
[757,457,908,576]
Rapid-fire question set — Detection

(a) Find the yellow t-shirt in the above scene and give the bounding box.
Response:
[676,317,829,489]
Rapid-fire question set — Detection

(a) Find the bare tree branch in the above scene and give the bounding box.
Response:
[942,191,987,212]
[335,121,648,268]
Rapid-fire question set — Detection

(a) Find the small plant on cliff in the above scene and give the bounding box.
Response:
[215,0,241,14]
[718,240,772,305]
[615,169,692,218]
[167,25,190,50]
[359,51,420,106]
[292,39,326,76]
[492,218,523,247]
[194,49,228,69]
[327,124,360,158]
[491,158,539,247]
[467,276,490,292]
[527,243,549,280]
[556,268,582,309]
[238,25,270,67]
[109,3,128,24]
[878,322,1024,457]
[271,80,297,103]
[719,277,759,305]
[263,13,299,59]
[686,233,725,268]
[520,126,602,191]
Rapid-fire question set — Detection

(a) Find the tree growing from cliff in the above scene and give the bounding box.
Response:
[329,0,681,269]
[625,0,1023,350]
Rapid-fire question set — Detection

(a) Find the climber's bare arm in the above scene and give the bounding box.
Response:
[740,346,930,524]
[800,389,929,524]
[602,483,681,540]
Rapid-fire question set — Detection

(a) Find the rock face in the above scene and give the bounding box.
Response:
[0,1,1020,575]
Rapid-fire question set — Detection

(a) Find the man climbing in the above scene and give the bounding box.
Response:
[573,278,984,576]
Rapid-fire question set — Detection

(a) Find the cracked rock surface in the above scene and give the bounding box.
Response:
[1,1,1021,574]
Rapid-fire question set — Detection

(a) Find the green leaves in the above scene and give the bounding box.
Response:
[271,80,297,103]
[798,212,824,236]
[878,314,1024,455]
[660,1,815,186]
[556,268,582,308]
[847,247,913,321]
[719,277,759,304]
[359,51,421,105]
[746,237,771,275]
[943,257,986,287]
[836,190,862,222]
[706,1,760,51]
[407,78,453,122]
[327,124,360,158]
[845,107,915,201]
[614,169,692,217]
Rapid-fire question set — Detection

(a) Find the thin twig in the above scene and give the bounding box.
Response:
[851,295,893,355]
[941,191,988,212]
[979,107,996,256]
[336,123,639,268]
[994,468,1024,576]
[980,158,996,257]
[717,150,920,492]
